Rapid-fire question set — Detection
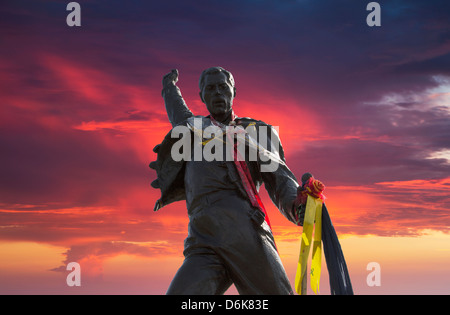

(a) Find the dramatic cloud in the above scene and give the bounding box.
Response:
[1,0,449,294]
[50,240,179,279]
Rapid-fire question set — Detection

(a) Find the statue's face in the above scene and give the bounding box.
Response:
[200,72,235,119]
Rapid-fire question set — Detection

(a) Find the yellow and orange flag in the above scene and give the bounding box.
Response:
[295,178,325,295]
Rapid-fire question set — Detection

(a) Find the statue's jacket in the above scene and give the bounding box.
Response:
[150,85,300,261]
[151,85,299,219]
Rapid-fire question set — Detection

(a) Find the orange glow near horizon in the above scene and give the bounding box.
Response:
[2,229,450,294]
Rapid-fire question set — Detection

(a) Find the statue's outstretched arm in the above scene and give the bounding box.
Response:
[161,69,194,127]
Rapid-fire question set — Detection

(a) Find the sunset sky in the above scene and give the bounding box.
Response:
[1,0,449,295]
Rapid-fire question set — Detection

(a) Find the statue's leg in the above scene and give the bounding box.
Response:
[221,222,293,295]
[166,251,232,295]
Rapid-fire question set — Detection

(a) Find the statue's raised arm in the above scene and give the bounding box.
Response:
[161,69,194,127]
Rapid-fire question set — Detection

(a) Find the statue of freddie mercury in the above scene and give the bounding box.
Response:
[149,67,310,295]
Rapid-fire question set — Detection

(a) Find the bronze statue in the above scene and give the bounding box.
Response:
[150,67,306,294]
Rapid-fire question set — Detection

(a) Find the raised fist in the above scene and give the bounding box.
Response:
[162,69,179,88]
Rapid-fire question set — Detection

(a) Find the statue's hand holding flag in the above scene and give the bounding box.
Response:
[294,173,353,295]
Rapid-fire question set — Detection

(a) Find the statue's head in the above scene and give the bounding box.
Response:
[199,67,236,121]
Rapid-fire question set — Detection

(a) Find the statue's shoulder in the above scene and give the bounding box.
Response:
[236,116,272,128]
